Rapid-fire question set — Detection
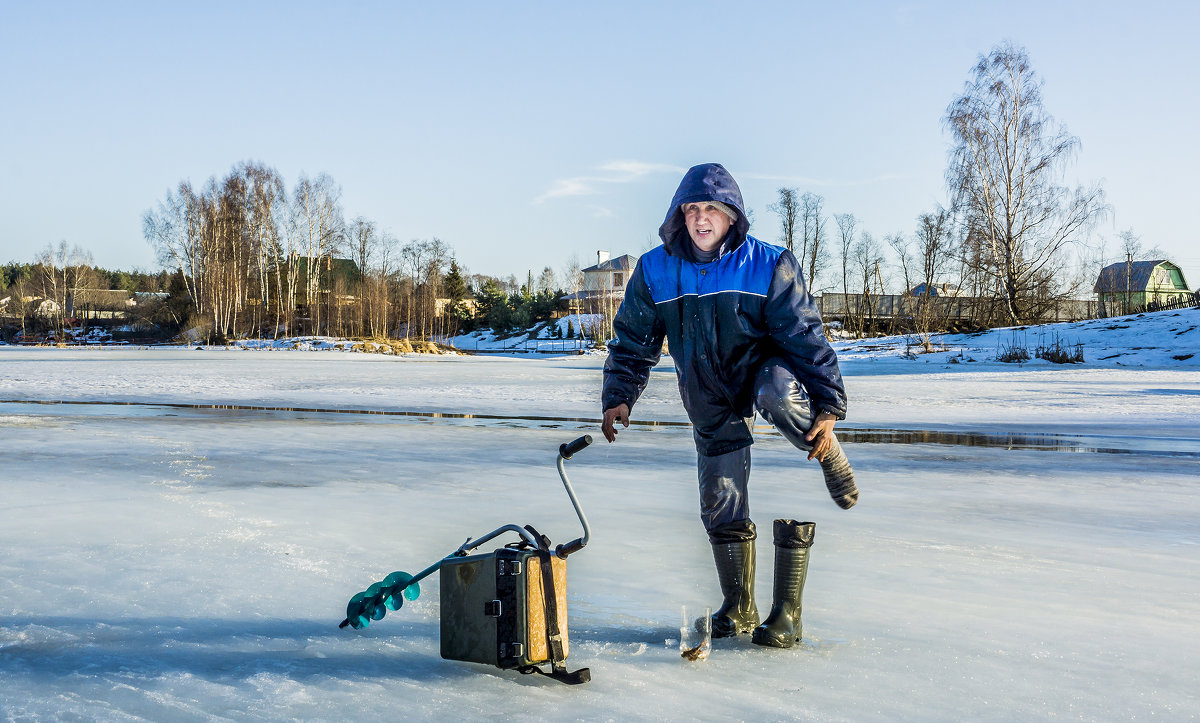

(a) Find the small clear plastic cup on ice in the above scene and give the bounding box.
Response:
[680,605,711,661]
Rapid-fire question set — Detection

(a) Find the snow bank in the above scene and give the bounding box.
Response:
[445,314,602,354]
[832,307,1200,370]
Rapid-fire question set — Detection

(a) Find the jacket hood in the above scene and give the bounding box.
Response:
[658,163,750,260]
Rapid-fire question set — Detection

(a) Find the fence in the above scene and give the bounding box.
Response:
[1094,292,1200,318]
[449,336,593,354]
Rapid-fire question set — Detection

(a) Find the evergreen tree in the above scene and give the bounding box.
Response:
[443,259,468,302]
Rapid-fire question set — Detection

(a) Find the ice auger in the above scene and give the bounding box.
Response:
[339,435,594,684]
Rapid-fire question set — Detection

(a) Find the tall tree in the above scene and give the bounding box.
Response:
[241,162,286,336]
[767,187,800,254]
[914,206,954,294]
[443,260,468,301]
[346,216,378,336]
[144,181,205,321]
[290,173,345,334]
[851,231,885,336]
[944,42,1107,324]
[799,192,828,289]
[835,212,856,301]
[1116,228,1144,314]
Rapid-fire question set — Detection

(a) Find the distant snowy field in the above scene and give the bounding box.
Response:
[1,309,1198,720]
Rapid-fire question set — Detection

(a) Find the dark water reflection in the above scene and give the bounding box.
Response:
[831,427,1200,457]
[3,399,1198,458]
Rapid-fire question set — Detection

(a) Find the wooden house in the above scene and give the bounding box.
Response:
[1094,259,1193,311]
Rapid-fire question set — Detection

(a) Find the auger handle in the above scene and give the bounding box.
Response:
[555,435,592,558]
[559,434,592,460]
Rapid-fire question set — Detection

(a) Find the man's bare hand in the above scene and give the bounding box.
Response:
[804,412,839,461]
[602,404,630,443]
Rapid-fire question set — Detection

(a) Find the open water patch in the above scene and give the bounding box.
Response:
[3,399,1198,459]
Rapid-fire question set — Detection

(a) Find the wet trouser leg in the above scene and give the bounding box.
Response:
[697,446,752,542]
[697,446,758,636]
[754,358,859,509]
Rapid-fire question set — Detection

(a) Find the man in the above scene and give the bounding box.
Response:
[601,162,858,649]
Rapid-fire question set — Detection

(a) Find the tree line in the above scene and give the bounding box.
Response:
[137,161,571,343]
[0,243,184,337]
[1,162,574,343]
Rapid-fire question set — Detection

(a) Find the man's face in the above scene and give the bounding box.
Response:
[682,202,734,253]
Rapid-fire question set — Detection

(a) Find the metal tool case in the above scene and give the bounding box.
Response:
[440,546,569,668]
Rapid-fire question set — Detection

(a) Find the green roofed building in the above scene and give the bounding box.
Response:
[291,255,362,291]
[1093,259,1193,312]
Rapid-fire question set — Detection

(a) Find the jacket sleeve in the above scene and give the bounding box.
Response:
[602,260,664,413]
[764,251,848,418]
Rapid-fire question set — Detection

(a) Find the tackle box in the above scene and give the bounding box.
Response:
[440,547,568,668]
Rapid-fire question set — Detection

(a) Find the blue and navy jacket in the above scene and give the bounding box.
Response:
[602,163,847,457]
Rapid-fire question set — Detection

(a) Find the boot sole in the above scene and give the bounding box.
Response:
[751,630,800,648]
[706,615,760,638]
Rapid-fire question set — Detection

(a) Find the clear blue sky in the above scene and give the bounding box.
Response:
[2,0,1197,287]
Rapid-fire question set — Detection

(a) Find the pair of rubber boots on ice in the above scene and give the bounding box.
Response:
[705,446,858,648]
[705,519,813,648]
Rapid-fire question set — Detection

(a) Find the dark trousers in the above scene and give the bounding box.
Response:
[699,358,817,543]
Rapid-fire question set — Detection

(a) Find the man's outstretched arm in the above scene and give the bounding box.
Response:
[601,260,664,439]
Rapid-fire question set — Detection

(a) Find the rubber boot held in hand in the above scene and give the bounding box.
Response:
[706,539,759,638]
[752,519,815,648]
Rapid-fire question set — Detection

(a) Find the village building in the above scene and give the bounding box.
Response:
[909,282,966,297]
[563,251,638,316]
[290,255,362,296]
[67,289,136,320]
[1094,259,1193,313]
[434,297,477,318]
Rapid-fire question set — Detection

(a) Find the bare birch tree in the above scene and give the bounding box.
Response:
[799,192,828,289]
[422,238,451,338]
[915,207,954,294]
[536,266,557,295]
[945,42,1107,324]
[835,212,856,301]
[562,255,583,299]
[241,162,285,336]
[144,182,205,322]
[768,187,800,254]
[346,216,378,336]
[851,231,885,336]
[290,173,345,334]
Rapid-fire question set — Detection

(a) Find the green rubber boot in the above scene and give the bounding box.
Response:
[707,539,759,638]
[752,520,815,648]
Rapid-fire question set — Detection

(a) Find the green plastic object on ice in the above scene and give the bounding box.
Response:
[344,571,420,629]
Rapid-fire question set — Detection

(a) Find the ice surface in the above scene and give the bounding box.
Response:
[1,309,1198,719]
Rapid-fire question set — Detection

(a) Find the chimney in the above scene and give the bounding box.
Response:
[597,250,610,266]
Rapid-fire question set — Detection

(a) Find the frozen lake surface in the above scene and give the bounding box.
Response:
[1,314,1198,720]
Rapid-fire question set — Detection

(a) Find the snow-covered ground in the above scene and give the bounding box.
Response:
[445,314,601,354]
[1,309,1198,720]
